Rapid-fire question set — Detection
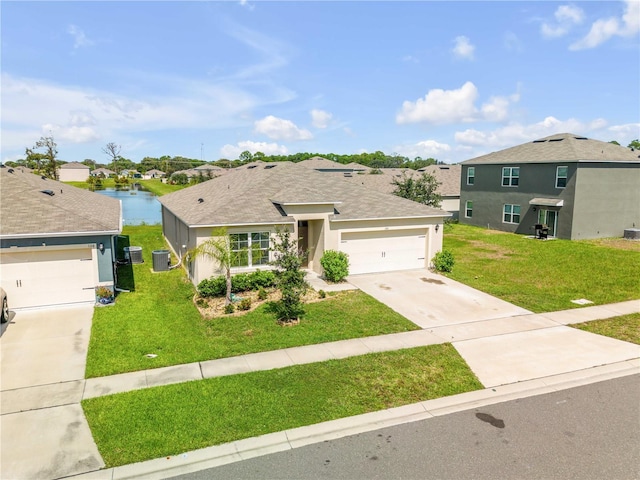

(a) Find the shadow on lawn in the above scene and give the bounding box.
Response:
[115,235,136,293]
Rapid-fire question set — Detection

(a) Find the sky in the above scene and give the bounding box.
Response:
[2,1,639,165]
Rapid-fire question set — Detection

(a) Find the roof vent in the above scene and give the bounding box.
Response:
[197,198,204,203]
[247,165,257,169]
[574,136,588,140]
[533,140,546,143]
[41,176,47,180]
[264,165,276,169]
[439,166,449,169]
[41,189,55,196]
[549,138,564,142]
[343,172,352,177]
[7,168,14,174]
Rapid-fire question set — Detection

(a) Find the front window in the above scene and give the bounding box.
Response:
[465,200,473,218]
[230,232,270,267]
[556,166,568,188]
[502,167,519,187]
[467,167,475,185]
[503,204,521,224]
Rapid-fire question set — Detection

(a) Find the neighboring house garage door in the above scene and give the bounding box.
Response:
[0,246,97,309]
[339,229,427,275]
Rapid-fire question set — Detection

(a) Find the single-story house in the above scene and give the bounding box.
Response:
[144,168,166,179]
[0,166,122,309]
[159,161,450,285]
[58,162,90,182]
[92,167,115,178]
[459,133,640,239]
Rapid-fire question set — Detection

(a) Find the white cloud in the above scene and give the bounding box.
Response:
[452,36,475,60]
[396,82,519,125]
[397,81,478,125]
[570,0,640,50]
[394,140,452,160]
[254,115,312,141]
[67,24,95,49]
[0,72,268,152]
[310,109,332,129]
[220,140,288,159]
[541,4,585,38]
[454,115,611,149]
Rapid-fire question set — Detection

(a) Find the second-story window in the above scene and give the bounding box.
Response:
[467,167,475,185]
[502,167,519,187]
[556,166,568,188]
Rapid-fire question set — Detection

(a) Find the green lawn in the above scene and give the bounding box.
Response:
[83,344,482,467]
[573,313,640,344]
[443,224,640,313]
[86,225,418,378]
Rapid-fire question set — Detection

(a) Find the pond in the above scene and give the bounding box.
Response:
[95,185,161,225]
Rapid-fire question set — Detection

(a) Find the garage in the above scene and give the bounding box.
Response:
[339,228,427,275]
[0,246,98,309]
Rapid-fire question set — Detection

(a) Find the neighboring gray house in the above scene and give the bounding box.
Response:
[159,161,450,285]
[459,133,640,239]
[92,167,115,177]
[0,167,122,309]
[58,162,90,182]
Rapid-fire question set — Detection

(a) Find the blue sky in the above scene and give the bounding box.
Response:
[2,1,639,164]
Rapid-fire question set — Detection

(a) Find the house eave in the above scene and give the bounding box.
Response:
[330,213,451,223]
[0,229,122,240]
[189,220,295,229]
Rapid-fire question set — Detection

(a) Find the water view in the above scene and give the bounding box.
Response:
[96,185,161,225]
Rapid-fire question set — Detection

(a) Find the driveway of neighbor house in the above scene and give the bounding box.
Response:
[0,305,104,479]
[347,269,532,328]
[348,269,639,388]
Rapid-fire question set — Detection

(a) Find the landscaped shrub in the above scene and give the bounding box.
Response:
[238,298,252,311]
[248,270,276,290]
[257,287,268,300]
[318,289,326,299]
[197,276,226,297]
[433,249,455,273]
[197,270,277,298]
[320,250,349,283]
[224,304,235,314]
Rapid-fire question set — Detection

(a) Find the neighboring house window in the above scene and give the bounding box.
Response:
[502,167,519,186]
[230,232,270,267]
[467,167,475,185]
[465,200,473,218]
[556,166,568,188]
[503,204,521,224]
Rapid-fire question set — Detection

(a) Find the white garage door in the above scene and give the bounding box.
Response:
[0,247,97,309]
[339,229,427,275]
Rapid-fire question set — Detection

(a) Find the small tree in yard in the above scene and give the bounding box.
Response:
[267,228,308,323]
[188,227,246,306]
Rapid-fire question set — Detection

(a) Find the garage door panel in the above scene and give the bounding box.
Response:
[0,248,97,308]
[339,229,427,275]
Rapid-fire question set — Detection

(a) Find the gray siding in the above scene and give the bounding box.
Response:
[460,163,577,238]
[161,206,191,270]
[571,163,640,239]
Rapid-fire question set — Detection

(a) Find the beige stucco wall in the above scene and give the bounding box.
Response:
[59,168,90,182]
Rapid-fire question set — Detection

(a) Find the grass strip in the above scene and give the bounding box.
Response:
[83,344,482,467]
[86,226,418,378]
[572,313,640,345]
[444,224,640,313]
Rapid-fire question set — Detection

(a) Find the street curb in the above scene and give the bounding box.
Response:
[66,359,639,480]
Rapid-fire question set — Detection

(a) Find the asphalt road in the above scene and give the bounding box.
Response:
[169,374,640,480]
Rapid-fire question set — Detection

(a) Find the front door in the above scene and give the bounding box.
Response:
[298,221,309,267]
[538,209,558,237]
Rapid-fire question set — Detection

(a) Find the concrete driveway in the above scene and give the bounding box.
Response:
[348,269,531,328]
[1,305,104,479]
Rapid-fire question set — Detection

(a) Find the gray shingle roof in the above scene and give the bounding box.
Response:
[0,168,122,238]
[462,133,640,165]
[323,165,461,197]
[159,162,448,227]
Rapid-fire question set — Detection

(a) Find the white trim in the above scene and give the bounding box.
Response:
[1,243,97,253]
[1,230,120,240]
[272,201,343,206]
[192,221,294,228]
[331,213,450,223]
